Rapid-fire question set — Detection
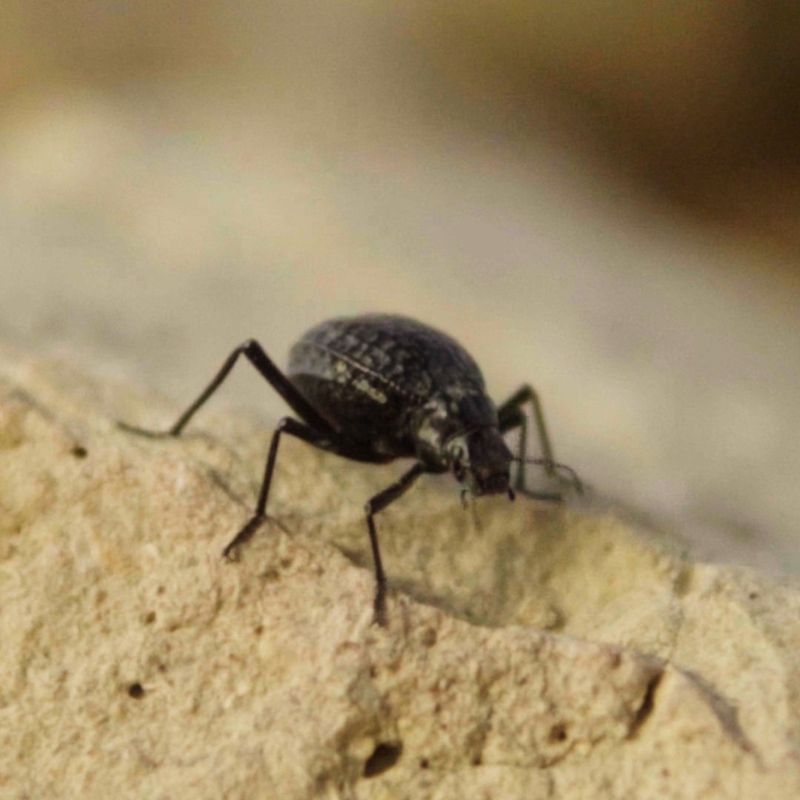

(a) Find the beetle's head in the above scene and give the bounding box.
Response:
[446,428,513,498]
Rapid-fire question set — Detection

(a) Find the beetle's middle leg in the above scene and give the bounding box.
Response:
[364,462,426,626]
[223,416,343,557]
[498,384,555,496]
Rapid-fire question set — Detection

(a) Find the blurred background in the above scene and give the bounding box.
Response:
[2,1,799,572]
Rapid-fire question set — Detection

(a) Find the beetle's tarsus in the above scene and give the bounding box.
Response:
[117,420,176,439]
[373,586,388,627]
[539,459,584,495]
[222,514,267,559]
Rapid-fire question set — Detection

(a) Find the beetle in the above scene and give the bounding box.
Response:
[121,314,581,624]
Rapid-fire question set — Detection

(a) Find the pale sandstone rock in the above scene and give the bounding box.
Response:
[0,350,798,799]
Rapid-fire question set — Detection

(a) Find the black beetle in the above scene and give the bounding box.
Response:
[121,314,580,624]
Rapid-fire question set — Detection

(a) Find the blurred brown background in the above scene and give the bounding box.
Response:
[2,1,799,572]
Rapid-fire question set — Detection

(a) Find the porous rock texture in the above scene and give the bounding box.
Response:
[0,348,798,799]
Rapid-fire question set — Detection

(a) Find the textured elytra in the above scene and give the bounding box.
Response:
[287,314,491,446]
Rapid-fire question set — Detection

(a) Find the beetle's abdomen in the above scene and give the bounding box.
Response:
[286,314,488,449]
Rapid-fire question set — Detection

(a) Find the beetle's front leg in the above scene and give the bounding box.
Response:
[497,384,582,498]
[364,462,426,626]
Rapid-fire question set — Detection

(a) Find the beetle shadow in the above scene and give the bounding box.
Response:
[328,493,572,629]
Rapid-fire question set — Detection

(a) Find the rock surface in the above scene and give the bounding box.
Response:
[0,348,798,799]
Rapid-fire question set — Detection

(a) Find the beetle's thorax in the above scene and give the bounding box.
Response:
[412,393,512,495]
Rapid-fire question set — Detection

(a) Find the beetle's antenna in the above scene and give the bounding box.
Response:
[511,457,584,494]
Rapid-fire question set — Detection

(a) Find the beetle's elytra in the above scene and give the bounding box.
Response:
[121,314,580,625]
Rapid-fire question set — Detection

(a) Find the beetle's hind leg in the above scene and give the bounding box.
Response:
[118,339,334,437]
[497,384,581,498]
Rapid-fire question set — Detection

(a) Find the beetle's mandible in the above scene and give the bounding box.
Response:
[121,314,581,625]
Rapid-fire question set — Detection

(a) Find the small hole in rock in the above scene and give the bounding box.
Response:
[419,758,429,769]
[421,628,437,647]
[363,742,402,777]
[549,723,568,743]
[143,611,156,625]
[71,445,88,459]
[127,682,145,699]
[471,754,482,766]
[629,671,662,737]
